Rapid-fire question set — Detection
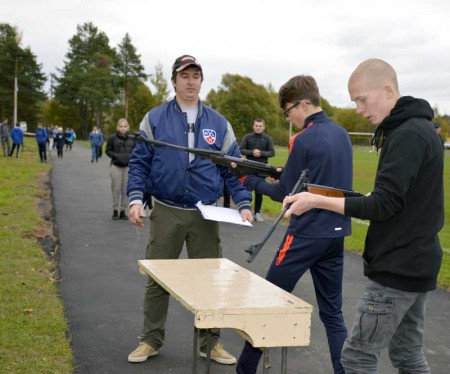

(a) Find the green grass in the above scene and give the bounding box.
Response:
[0,138,73,374]
[261,146,450,290]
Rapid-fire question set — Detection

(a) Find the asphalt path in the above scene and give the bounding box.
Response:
[51,143,450,373]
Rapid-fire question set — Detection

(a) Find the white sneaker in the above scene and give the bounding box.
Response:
[128,342,158,363]
[254,213,264,222]
[200,343,236,365]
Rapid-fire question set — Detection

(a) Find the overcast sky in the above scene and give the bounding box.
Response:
[3,0,450,115]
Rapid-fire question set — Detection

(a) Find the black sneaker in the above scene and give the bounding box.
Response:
[119,211,128,220]
[112,210,119,220]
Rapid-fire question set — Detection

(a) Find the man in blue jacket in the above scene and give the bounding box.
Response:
[35,123,48,162]
[236,75,353,374]
[284,59,443,373]
[9,122,23,158]
[88,126,104,163]
[127,54,253,365]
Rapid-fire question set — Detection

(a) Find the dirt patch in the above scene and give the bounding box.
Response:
[35,170,59,259]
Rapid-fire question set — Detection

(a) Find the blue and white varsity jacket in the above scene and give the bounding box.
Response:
[127,98,251,210]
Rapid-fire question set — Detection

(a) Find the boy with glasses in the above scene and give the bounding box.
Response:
[236,75,353,373]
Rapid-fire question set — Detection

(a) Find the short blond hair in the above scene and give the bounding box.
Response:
[348,58,399,93]
[117,118,130,131]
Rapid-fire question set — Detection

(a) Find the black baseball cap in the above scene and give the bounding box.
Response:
[172,55,202,74]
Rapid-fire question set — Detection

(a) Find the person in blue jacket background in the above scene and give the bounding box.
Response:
[127,54,253,366]
[89,126,104,163]
[35,123,48,163]
[236,75,353,374]
[9,123,23,158]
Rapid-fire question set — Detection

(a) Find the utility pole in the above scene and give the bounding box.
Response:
[13,58,18,126]
[49,73,53,101]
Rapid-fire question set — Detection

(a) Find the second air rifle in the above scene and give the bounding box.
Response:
[127,132,282,179]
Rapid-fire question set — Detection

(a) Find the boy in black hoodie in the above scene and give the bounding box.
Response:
[283,59,443,373]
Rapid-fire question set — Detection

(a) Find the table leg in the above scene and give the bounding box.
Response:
[205,329,212,374]
[263,348,270,373]
[193,327,199,374]
[281,347,287,374]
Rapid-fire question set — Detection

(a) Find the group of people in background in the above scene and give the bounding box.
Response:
[1,118,23,158]
[0,119,76,161]
[35,125,76,162]
[46,125,76,153]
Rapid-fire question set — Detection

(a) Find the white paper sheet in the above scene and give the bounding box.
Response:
[196,201,253,227]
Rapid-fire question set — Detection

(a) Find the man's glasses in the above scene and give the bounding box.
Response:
[283,101,300,118]
[283,100,311,118]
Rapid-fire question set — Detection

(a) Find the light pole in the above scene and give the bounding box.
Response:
[13,58,18,126]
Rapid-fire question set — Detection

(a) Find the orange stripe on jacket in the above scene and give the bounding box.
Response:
[288,121,314,153]
[276,234,294,265]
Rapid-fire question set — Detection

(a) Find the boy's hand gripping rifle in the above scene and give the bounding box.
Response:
[245,169,309,263]
[127,132,282,179]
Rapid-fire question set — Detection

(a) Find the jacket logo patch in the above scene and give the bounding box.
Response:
[202,129,216,145]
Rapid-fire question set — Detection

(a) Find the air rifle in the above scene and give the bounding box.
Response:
[245,169,309,262]
[245,170,363,263]
[128,132,282,179]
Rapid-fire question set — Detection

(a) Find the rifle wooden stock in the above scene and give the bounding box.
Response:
[305,184,363,198]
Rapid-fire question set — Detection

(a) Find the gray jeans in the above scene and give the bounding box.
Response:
[110,165,128,211]
[1,137,10,156]
[341,279,430,373]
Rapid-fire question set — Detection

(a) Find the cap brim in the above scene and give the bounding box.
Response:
[175,63,202,72]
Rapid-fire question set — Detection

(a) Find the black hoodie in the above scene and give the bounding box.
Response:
[345,96,444,292]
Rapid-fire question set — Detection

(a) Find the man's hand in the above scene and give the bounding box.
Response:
[283,192,315,218]
[268,167,283,183]
[229,161,249,179]
[128,204,145,227]
[252,149,261,158]
[240,208,254,223]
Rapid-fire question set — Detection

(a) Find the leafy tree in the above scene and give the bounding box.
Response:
[331,107,373,133]
[41,99,70,127]
[205,74,286,143]
[0,23,46,127]
[321,97,334,117]
[149,62,170,106]
[54,22,117,138]
[109,81,155,135]
[115,33,147,120]
[128,82,155,128]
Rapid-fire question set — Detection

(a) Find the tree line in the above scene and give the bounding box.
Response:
[1,22,448,146]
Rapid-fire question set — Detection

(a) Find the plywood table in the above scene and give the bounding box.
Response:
[138,258,313,373]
